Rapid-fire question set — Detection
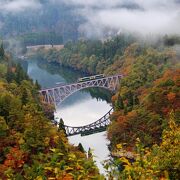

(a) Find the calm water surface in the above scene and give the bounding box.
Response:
[27,60,112,174]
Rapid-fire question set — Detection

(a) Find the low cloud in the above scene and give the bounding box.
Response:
[0,0,179,38]
[0,0,41,12]
[62,0,180,37]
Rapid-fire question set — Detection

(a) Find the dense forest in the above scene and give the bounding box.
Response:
[0,2,80,42]
[0,44,103,179]
[33,34,180,179]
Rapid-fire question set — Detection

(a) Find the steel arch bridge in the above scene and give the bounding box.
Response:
[64,108,113,136]
[39,74,123,107]
[39,74,123,136]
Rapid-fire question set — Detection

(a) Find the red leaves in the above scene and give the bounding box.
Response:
[4,147,26,169]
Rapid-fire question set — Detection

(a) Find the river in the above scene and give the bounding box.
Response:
[26,59,112,174]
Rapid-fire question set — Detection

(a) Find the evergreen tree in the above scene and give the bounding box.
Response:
[0,42,4,59]
[6,67,15,83]
[58,118,66,136]
[134,95,139,105]
[88,148,92,159]
[78,143,85,153]
[127,91,134,107]
[118,95,124,109]
[35,80,41,90]
[115,94,124,110]
[21,88,28,105]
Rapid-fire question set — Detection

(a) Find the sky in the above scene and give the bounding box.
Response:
[0,0,179,37]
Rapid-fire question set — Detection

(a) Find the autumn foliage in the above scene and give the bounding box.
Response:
[0,51,101,179]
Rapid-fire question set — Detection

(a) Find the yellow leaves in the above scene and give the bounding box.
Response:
[44,137,50,146]
[120,157,131,166]
[53,135,60,143]
[35,176,43,180]
[44,167,53,171]
[65,166,74,172]
[49,127,57,136]
[18,137,25,145]
[58,152,64,156]
[0,116,8,131]
[50,148,56,152]
[49,148,64,156]
[116,144,123,149]
[0,81,6,90]
[68,153,76,161]
[54,167,60,174]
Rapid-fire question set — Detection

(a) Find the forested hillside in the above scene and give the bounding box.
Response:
[34,35,180,179]
[0,2,80,42]
[0,44,102,179]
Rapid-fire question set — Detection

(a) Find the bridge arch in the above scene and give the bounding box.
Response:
[40,74,123,107]
[55,85,112,105]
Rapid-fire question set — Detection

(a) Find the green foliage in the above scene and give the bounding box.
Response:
[163,35,180,46]
[0,63,7,77]
[115,94,124,111]
[33,34,136,74]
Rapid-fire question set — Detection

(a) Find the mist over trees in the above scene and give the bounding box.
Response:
[0,2,80,42]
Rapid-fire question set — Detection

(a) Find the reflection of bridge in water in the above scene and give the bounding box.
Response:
[39,74,123,136]
[64,108,113,136]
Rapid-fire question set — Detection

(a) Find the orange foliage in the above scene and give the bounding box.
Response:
[60,174,74,180]
[4,146,26,169]
[0,164,7,179]
[111,94,117,103]
[167,92,176,101]
[127,111,137,119]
